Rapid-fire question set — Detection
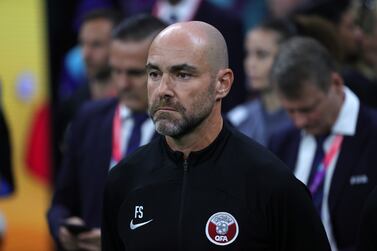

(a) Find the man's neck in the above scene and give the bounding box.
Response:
[165,107,223,159]
[328,89,346,132]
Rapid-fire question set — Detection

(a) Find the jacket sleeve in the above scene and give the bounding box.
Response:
[46,113,82,243]
[356,186,377,251]
[101,171,124,251]
[0,109,14,196]
[267,173,331,251]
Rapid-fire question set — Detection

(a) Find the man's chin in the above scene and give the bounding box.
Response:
[155,120,181,137]
[304,127,327,136]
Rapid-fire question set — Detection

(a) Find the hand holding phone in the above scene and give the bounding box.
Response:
[62,222,91,235]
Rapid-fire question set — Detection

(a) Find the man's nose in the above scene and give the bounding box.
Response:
[157,74,174,97]
[292,113,309,129]
[119,73,132,90]
[82,45,91,60]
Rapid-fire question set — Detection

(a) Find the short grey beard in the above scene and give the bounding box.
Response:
[154,108,210,138]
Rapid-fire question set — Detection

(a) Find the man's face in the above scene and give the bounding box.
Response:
[147,36,217,138]
[79,18,113,79]
[110,40,150,112]
[338,9,363,59]
[279,81,340,136]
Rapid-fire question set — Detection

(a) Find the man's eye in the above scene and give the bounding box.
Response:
[300,108,314,114]
[177,72,191,79]
[91,41,103,48]
[112,69,122,75]
[148,71,160,80]
[298,105,316,114]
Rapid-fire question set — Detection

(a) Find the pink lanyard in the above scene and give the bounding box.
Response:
[309,135,344,194]
[111,105,122,163]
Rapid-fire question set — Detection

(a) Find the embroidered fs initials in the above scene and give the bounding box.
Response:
[135,206,143,219]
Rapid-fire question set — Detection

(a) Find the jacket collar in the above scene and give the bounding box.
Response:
[162,121,230,166]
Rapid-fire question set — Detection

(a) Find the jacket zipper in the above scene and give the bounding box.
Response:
[178,159,189,251]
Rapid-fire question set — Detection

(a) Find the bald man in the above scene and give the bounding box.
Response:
[101,21,331,251]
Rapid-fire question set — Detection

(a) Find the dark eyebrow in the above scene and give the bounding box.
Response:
[170,64,198,73]
[145,63,160,71]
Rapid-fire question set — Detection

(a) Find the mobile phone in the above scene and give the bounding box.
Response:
[62,223,91,235]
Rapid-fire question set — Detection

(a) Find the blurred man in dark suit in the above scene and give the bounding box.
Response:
[47,15,166,251]
[269,37,377,251]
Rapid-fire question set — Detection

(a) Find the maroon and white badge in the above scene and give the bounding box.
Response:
[205,212,239,246]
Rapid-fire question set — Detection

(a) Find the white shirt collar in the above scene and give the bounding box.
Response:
[154,0,201,24]
[331,86,359,136]
[119,104,131,121]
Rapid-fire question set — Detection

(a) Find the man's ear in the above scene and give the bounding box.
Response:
[215,69,234,100]
[330,72,344,94]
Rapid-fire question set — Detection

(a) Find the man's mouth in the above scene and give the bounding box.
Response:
[157,107,176,111]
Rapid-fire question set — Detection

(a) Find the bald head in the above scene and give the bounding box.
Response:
[150,21,229,74]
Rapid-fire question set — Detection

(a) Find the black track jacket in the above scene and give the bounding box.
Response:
[102,123,330,251]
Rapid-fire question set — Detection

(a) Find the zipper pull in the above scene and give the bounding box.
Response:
[183,159,188,172]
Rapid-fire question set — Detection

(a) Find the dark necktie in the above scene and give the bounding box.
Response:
[307,135,327,214]
[124,113,148,156]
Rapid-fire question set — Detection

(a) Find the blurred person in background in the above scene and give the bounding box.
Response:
[90,67,117,100]
[0,80,14,198]
[227,14,343,146]
[47,14,166,251]
[292,14,344,63]
[334,0,363,65]
[295,0,377,108]
[0,79,14,249]
[227,19,294,145]
[297,0,362,64]
[67,0,247,112]
[58,9,121,100]
[55,9,121,181]
[267,0,310,18]
[59,67,118,154]
[269,37,377,251]
[358,1,377,81]
[352,0,377,107]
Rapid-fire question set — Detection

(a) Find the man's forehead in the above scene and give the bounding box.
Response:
[150,35,202,52]
[151,26,208,53]
[147,29,210,69]
[154,25,193,43]
[281,96,314,106]
[150,48,190,60]
[148,43,206,65]
[280,87,325,107]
